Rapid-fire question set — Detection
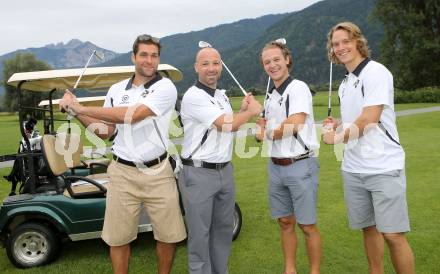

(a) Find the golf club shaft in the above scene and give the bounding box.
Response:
[73,50,97,90]
[261,77,271,118]
[63,50,97,119]
[327,62,333,116]
[256,77,272,143]
[221,61,247,96]
[266,77,271,93]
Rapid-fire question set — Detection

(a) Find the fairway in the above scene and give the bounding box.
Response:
[0,103,439,273]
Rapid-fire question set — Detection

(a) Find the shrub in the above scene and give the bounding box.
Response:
[394,87,440,103]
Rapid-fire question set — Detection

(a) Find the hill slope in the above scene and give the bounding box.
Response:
[221,0,382,91]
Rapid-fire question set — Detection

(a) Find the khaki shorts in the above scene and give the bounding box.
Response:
[101,159,187,246]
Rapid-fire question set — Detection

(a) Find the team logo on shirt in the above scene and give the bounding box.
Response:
[354,79,360,88]
[141,90,150,98]
[278,97,284,106]
[120,95,130,104]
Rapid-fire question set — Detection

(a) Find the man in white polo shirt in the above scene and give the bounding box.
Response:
[323,22,415,274]
[255,40,321,274]
[178,47,261,274]
[59,34,186,274]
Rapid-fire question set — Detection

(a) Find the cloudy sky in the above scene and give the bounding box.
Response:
[0,0,322,55]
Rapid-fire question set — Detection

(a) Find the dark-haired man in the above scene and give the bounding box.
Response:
[60,34,186,274]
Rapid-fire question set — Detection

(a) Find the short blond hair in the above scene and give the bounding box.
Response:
[327,22,370,64]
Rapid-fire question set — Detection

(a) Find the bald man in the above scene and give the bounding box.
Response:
[178,47,262,274]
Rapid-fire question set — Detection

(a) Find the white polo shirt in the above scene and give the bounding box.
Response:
[338,58,405,173]
[103,73,177,163]
[264,76,319,158]
[180,81,234,163]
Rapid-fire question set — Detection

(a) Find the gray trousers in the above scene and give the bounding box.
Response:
[178,163,235,274]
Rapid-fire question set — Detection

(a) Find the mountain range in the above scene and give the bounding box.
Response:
[0,0,382,96]
[0,39,121,96]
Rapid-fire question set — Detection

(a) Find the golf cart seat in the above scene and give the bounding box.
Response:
[60,136,109,176]
[40,134,107,198]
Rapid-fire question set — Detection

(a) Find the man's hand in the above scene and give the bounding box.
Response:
[322,129,336,144]
[246,95,263,116]
[60,89,82,116]
[239,93,251,112]
[255,117,266,142]
[322,116,339,131]
[322,124,346,145]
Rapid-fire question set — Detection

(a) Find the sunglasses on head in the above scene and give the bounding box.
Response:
[137,34,160,43]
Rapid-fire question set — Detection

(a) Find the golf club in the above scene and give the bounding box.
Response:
[62,50,104,118]
[198,41,247,96]
[73,50,104,89]
[327,62,333,116]
[262,37,287,118]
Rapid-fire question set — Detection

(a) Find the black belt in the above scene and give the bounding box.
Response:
[271,153,310,166]
[113,152,168,168]
[181,158,229,170]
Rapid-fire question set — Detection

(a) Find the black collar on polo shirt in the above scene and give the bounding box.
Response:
[195,80,217,97]
[125,73,163,90]
[268,76,293,96]
[350,58,371,77]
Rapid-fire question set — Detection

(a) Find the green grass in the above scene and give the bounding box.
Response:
[0,106,440,273]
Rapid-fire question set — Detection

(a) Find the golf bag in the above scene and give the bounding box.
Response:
[4,118,44,195]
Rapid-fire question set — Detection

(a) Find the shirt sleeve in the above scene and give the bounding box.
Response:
[103,86,115,108]
[183,91,224,128]
[362,65,393,107]
[288,81,312,116]
[139,79,177,116]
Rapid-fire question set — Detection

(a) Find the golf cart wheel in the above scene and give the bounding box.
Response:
[232,202,242,241]
[6,222,60,268]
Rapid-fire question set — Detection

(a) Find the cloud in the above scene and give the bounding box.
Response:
[0,0,321,54]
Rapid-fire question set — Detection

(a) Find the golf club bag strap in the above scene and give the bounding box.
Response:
[285,94,310,152]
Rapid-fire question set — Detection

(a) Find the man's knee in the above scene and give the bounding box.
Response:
[110,244,130,253]
[298,223,318,237]
[278,216,296,231]
[382,232,407,246]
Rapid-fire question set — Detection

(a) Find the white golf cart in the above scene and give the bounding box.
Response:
[0,65,243,268]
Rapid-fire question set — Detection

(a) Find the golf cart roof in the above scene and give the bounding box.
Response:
[7,64,182,92]
[39,96,106,107]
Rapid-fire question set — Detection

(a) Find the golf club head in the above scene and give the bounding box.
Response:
[93,50,105,61]
[198,41,212,48]
[275,38,287,45]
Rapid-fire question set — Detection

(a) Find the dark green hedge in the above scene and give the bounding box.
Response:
[395,87,440,103]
